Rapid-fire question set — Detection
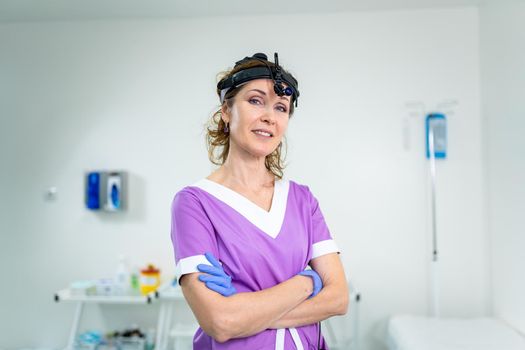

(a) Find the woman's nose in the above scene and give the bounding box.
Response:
[261,107,277,124]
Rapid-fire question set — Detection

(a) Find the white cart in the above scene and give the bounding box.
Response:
[54,288,157,350]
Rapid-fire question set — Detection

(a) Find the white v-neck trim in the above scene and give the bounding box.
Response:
[191,178,290,239]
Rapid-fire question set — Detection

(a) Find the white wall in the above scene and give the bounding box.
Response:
[481,2,525,335]
[0,7,487,350]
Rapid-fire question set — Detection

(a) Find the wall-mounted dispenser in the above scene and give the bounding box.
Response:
[85,171,127,211]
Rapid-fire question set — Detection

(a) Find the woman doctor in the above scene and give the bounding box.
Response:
[170,53,349,350]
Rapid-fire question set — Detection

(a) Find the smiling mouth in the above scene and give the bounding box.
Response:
[252,130,273,137]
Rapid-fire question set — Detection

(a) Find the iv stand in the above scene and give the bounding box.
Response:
[406,100,456,319]
[428,127,440,318]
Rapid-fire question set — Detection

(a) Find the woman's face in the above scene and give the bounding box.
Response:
[223,79,291,159]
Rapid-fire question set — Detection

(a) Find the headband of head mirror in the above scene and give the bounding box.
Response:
[217,52,300,107]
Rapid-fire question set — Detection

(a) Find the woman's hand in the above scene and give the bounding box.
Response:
[269,254,348,330]
[298,269,323,298]
[197,252,237,297]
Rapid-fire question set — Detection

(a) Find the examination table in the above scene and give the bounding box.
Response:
[387,314,525,350]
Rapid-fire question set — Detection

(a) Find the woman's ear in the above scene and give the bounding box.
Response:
[221,103,230,123]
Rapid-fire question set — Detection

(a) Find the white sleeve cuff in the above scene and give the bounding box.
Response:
[175,254,211,278]
[311,239,340,259]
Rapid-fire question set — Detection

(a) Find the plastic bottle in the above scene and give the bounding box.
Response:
[139,264,161,295]
[114,254,130,295]
[145,328,155,350]
[130,265,141,295]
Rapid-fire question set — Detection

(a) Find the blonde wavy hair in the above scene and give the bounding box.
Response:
[205,59,297,180]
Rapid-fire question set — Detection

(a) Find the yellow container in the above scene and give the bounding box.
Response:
[139,264,160,295]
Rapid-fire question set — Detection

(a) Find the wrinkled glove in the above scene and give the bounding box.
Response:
[197,252,237,297]
[298,269,323,298]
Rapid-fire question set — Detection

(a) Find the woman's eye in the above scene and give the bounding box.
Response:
[276,105,288,113]
[249,98,262,105]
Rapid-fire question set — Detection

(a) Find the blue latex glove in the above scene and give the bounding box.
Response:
[197,252,237,297]
[298,269,323,298]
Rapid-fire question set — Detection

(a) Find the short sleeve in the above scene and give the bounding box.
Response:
[307,186,340,259]
[170,189,218,280]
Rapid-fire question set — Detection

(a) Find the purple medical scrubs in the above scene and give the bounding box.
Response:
[170,178,340,350]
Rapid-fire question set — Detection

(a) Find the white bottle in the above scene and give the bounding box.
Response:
[145,328,155,350]
[115,254,130,295]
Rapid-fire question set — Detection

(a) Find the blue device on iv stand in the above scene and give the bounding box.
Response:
[426,113,447,159]
[426,113,447,317]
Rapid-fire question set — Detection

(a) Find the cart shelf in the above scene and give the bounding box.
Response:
[54,288,156,304]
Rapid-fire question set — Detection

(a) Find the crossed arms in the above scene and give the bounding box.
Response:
[179,252,349,343]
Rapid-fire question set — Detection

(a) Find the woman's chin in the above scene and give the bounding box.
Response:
[235,140,278,159]
[248,147,276,159]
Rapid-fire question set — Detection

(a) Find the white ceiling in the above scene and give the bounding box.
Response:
[0,0,498,23]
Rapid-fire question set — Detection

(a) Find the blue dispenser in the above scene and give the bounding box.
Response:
[105,173,122,211]
[86,172,101,210]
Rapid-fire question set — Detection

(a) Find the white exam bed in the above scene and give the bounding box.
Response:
[387,314,525,350]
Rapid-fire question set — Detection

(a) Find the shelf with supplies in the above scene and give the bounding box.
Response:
[54,285,163,350]
[54,288,156,304]
[54,277,190,350]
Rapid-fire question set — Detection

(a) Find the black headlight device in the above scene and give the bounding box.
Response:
[217,52,300,108]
